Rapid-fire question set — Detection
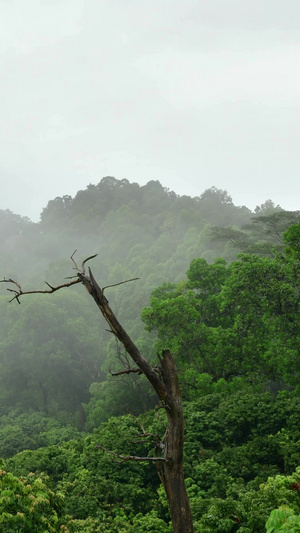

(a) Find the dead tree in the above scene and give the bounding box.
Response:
[1,253,194,533]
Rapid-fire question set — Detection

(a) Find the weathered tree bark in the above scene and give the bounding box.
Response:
[157,351,194,532]
[79,268,194,533]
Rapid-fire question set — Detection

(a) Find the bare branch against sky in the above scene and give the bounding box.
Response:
[1,0,300,220]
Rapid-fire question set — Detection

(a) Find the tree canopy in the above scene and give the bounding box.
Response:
[1,178,300,531]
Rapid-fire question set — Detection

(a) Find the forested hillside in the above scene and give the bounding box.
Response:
[1,177,300,532]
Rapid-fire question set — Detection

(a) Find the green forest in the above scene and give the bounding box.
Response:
[1,177,300,532]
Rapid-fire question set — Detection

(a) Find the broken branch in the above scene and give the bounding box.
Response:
[102,277,140,293]
[95,444,166,463]
[109,368,143,376]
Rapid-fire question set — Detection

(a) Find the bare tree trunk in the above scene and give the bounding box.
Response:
[158,351,194,532]
[79,268,194,533]
[1,262,194,532]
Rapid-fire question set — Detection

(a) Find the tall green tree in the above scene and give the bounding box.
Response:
[143,223,300,391]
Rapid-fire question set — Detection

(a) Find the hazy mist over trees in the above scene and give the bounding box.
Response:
[1,177,300,531]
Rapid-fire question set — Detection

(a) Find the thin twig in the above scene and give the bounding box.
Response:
[70,250,79,270]
[0,278,22,291]
[102,278,139,293]
[127,411,163,447]
[82,254,98,272]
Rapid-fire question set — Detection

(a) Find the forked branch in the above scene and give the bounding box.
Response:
[0,277,80,303]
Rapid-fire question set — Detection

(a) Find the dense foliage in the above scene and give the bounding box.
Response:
[2,389,300,532]
[1,177,300,531]
[142,223,300,393]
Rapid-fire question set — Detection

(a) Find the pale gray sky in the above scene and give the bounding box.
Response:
[1,0,300,220]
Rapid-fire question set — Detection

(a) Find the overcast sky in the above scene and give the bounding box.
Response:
[1,0,300,221]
